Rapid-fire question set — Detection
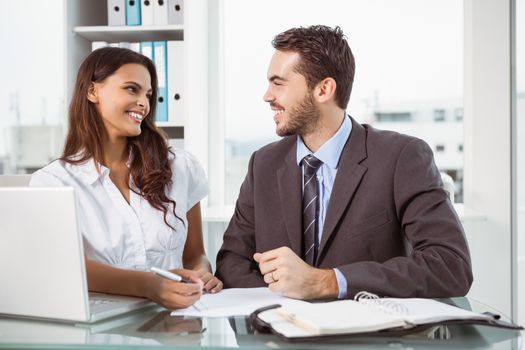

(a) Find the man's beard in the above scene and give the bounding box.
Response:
[276,92,320,137]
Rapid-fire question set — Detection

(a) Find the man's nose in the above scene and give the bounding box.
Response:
[263,86,274,103]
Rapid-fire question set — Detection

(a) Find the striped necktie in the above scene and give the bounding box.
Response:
[302,154,323,265]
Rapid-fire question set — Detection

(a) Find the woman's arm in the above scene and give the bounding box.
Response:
[183,202,223,293]
[86,259,202,309]
[182,202,208,269]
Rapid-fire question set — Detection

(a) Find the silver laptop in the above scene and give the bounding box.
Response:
[0,187,155,323]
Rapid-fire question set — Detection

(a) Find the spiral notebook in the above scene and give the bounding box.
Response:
[251,292,523,340]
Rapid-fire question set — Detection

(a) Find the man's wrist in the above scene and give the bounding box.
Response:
[314,268,339,299]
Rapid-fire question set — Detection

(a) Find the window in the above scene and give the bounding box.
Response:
[458,144,463,152]
[221,0,464,205]
[433,109,446,122]
[454,107,464,121]
[435,144,445,152]
[375,112,412,122]
[0,2,64,174]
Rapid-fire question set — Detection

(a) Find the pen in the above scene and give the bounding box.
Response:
[150,266,187,283]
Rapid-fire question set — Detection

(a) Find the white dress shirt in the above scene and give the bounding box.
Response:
[30,149,209,271]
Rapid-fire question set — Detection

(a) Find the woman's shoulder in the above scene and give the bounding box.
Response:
[169,148,203,172]
[169,147,207,184]
[30,159,71,186]
[168,148,209,203]
[30,157,95,187]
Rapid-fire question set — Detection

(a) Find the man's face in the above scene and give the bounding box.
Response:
[263,50,320,137]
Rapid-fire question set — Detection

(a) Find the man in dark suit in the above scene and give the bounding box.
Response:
[215,25,472,300]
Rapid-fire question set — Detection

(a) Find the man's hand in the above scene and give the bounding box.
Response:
[253,246,339,300]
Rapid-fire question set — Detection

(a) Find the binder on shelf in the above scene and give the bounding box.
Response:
[130,42,141,53]
[92,41,109,51]
[141,0,154,26]
[140,41,154,61]
[119,42,141,53]
[153,0,169,25]
[125,0,142,26]
[251,292,523,341]
[153,41,168,122]
[107,0,126,26]
[167,41,185,126]
[167,0,184,25]
[119,42,132,49]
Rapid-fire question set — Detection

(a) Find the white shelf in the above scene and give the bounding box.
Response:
[202,205,235,223]
[156,122,184,128]
[453,203,487,222]
[73,25,184,42]
[202,204,487,224]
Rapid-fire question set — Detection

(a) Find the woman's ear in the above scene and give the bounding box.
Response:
[87,82,99,103]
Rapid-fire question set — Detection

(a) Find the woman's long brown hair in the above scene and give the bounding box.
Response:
[62,47,180,229]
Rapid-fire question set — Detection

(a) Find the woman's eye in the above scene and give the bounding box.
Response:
[126,87,136,93]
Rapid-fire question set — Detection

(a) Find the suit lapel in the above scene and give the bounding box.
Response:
[317,118,368,263]
[277,143,303,256]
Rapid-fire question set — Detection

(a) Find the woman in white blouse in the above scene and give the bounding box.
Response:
[30,47,222,309]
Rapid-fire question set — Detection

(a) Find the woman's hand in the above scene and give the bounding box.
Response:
[191,268,223,293]
[145,269,203,310]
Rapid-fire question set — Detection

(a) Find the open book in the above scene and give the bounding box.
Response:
[252,292,522,340]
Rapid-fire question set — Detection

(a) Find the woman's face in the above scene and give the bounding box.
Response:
[88,63,152,140]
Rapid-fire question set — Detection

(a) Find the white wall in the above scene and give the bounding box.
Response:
[515,0,525,325]
[464,0,513,317]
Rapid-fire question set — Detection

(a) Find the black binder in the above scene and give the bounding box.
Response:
[249,299,523,342]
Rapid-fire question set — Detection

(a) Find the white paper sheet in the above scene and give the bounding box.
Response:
[170,287,306,318]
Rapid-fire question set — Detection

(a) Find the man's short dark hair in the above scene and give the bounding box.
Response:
[272,25,355,109]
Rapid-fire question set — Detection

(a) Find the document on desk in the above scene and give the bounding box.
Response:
[170,287,306,318]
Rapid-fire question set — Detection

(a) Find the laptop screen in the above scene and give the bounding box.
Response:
[0,187,90,322]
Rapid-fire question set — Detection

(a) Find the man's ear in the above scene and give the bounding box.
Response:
[87,82,99,103]
[314,77,337,104]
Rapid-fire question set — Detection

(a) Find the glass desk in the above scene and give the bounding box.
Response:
[0,298,522,349]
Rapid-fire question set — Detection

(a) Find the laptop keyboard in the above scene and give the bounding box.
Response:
[87,293,153,319]
[89,296,121,313]
[90,298,119,305]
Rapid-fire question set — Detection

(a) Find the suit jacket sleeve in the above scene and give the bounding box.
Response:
[215,152,266,287]
[338,138,473,298]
